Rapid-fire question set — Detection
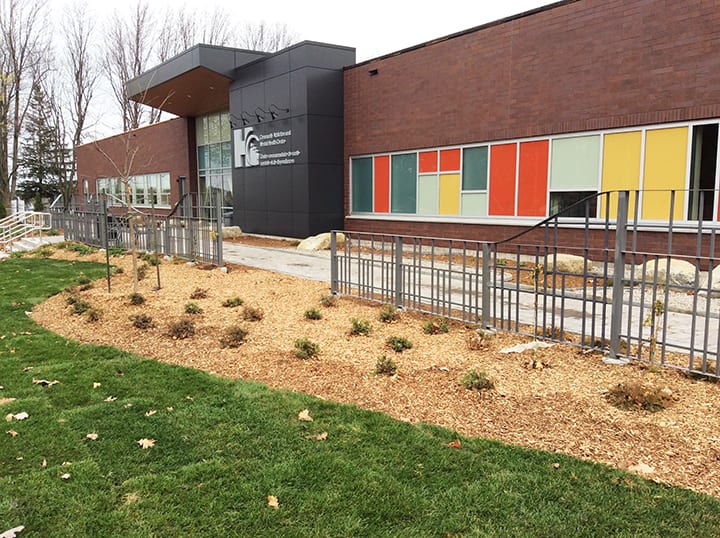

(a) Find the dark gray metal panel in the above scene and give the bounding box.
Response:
[307,115,344,164]
[292,166,309,213]
[233,60,266,89]
[266,167,293,212]
[289,42,356,71]
[242,210,267,234]
[244,169,268,209]
[292,213,311,239]
[262,49,292,80]
[289,70,309,117]
[241,82,265,118]
[309,211,344,235]
[308,164,344,212]
[306,68,344,117]
[264,74,291,112]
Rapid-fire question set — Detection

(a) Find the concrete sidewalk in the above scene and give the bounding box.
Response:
[222,242,331,282]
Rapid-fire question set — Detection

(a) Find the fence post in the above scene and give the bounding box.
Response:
[183,194,194,260]
[330,231,339,295]
[607,190,630,363]
[215,190,223,267]
[394,236,403,308]
[481,243,491,328]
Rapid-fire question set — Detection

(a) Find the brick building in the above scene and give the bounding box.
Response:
[78,0,720,243]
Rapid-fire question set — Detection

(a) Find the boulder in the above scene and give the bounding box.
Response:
[297,232,345,252]
[221,226,243,239]
[642,258,697,286]
[545,254,592,274]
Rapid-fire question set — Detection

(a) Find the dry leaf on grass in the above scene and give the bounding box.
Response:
[60,473,71,480]
[297,409,313,422]
[41,459,47,468]
[5,412,28,422]
[0,525,25,538]
[85,433,98,441]
[92,382,101,389]
[104,396,117,402]
[314,431,328,441]
[137,438,156,449]
[0,398,15,406]
[552,463,561,469]
[267,495,279,509]
[6,430,18,438]
[446,439,462,449]
[144,410,157,417]
[32,379,59,387]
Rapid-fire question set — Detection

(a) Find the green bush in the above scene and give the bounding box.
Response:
[136,263,149,280]
[190,287,209,299]
[220,325,248,348]
[222,296,244,308]
[130,313,155,330]
[462,369,494,392]
[374,355,398,376]
[379,305,400,323]
[139,251,161,266]
[294,338,320,359]
[386,336,413,352]
[242,305,264,321]
[128,293,145,305]
[184,302,204,315]
[86,308,102,322]
[71,299,91,315]
[304,307,322,320]
[423,318,449,335]
[107,245,126,257]
[605,382,673,412]
[350,318,371,336]
[320,294,338,307]
[168,318,195,339]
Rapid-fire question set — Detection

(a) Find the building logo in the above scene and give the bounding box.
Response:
[233,127,260,168]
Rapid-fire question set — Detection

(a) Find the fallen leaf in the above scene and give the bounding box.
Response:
[85,433,98,441]
[60,473,71,480]
[315,431,328,441]
[446,439,462,449]
[32,379,59,387]
[6,430,18,438]
[21,366,31,372]
[61,461,72,466]
[124,403,133,408]
[41,459,47,468]
[6,412,29,422]
[5,414,13,422]
[166,406,174,412]
[92,382,101,389]
[0,525,25,538]
[552,463,561,469]
[104,396,117,402]
[137,438,156,449]
[0,398,16,405]
[297,409,313,422]
[15,457,23,461]
[267,495,279,509]
[144,410,157,417]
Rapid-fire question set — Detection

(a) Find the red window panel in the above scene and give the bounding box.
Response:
[373,155,390,213]
[517,140,549,217]
[488,143,517,216]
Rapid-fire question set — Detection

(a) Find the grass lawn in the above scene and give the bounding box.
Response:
[1,257,720,537]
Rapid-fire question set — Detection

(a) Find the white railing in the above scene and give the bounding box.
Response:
[0,211,52,251]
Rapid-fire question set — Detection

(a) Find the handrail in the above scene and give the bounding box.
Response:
[0,211,52,250]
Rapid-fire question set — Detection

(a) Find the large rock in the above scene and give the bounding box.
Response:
[221,226,242,239]
[642,258,697,286]
[545,254,592,274]
[296,232,345,252]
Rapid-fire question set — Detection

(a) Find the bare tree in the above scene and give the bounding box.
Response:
[0,0,49,217]
[237,21,297,52]
[102,0,154,131]
[62,0,97,188]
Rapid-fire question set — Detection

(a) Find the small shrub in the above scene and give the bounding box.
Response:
[350,318,371,336]
[168,318,195,339]
[374,355,398,376]
[86,308,102,322]
[379,305,400,323]
[46,228,61,236]
[33,246,54,258]
[605,382,673,412]
[9,251,26,259]
[129,293,145,305]
[190,287,209,299]
[294,338,320,359]
[222,296,244,308]
[467,327,495,350]
[66,294,80,305]
[423,318,449,335]
[139,251,160,266]
[78,283,94,291]
[320,294,338,307]
[184,302,204,315]
[77,273,92,285]
[71,299,91,315]
[242,305,264,321]
[462,369,494,392]
[386,336,413,352]
[60,242,97,256]
[107,245,126,257]
[304,307,322,320]
[136,263,149,280]
[220,325,248,348]
[130,313,155,330]
[112,266,124,275]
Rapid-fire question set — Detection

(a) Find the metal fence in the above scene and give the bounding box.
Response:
[331,190,720,378]
[50,193,224,266]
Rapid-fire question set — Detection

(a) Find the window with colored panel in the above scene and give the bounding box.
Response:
[439,148,461,172]
[517,140,549,217]
[439,174,461,214]
[461,193,487,216]
[462,146,488,191]
[601,131,642,219]
[373,155,390,212]
[391,153,417,213]
[642,127,688,221]
[351,157,373,212]
[417,175,439,215]
[488,143,517,216]
[418,151,438,173]
[549,135,600,217]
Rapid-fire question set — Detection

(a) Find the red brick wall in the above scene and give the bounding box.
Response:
[343,0,720,233]
[76,117,193,208]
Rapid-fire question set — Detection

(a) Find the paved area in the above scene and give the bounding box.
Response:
[222,242,331,282]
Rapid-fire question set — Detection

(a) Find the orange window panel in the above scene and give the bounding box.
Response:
[440,148,461,172]
[488,143,517,216]
[418,151,437,173]
[374,155,390,213]
[517,140,549,217]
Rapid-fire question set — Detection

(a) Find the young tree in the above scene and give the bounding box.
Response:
[0,0,50,217]
[237,21,297,52]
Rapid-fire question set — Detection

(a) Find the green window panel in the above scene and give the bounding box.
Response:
[351,157,373,212]
[461,192,487,216]
[417,174,439,215]
[550,135,601,190]
[462,146,488,190]
[391,153,417,213]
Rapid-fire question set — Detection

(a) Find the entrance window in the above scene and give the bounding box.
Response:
[688,123,718,221]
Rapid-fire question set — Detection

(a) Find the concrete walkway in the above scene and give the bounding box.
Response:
[222,242,331,282]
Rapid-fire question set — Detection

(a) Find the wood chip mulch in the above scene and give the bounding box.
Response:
[30,250,720,498]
